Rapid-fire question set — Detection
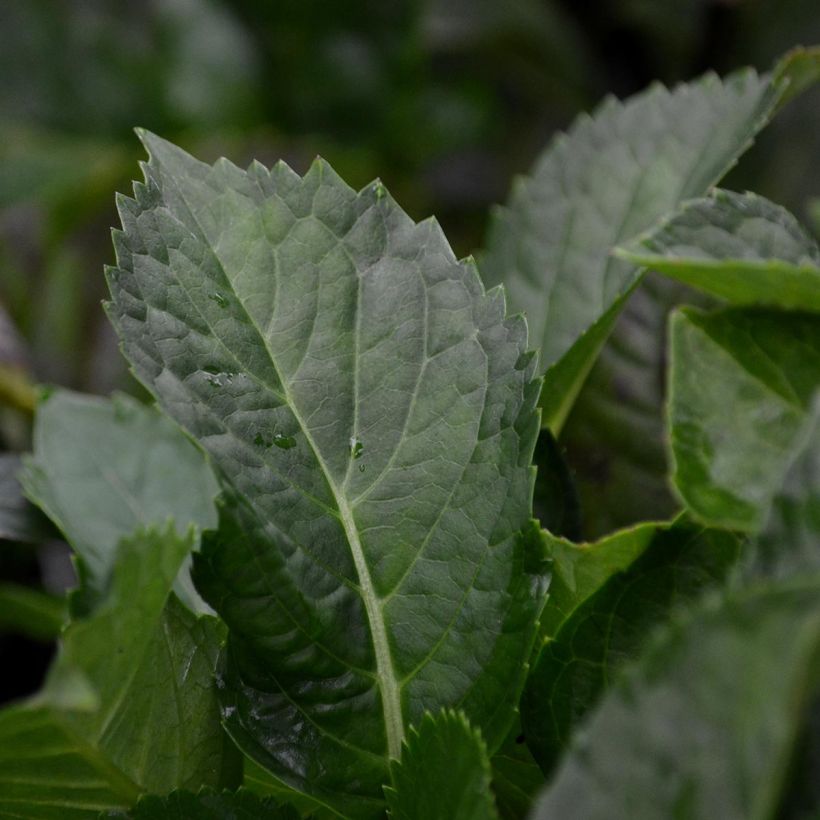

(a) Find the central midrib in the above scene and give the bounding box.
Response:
[158,160,406,763]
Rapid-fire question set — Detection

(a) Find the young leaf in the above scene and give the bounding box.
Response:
[0,582,66,641]
[0,527,238,818]
[106,134,545,815]
[385,710,497,820]
[102,788,299,819]
[532,582,820,820]
[668,308,820,530]
[481,60,790,430]
[522,518,739,774]
[616,189,820,310]
[22,390,219,611]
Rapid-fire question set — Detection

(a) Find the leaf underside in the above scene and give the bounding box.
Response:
[107,133,545,816]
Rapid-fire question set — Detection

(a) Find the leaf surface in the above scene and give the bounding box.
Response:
[385,710,497,820]
[22,390,219,611]
[532,581,820,820]
[102,789,299,820]
[0,453,54,543]
[616,189,820,310]
[668,308,820,530]
[107,134,545,815]
[522,519,739,774]
[0,527,237,819]
[481,62,786,429]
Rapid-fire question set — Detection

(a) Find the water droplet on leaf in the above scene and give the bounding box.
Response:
[273,433,297,450]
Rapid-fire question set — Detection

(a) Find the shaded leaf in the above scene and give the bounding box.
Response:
[617,189,820,310]
[385,710,497,820]
[0,526,238,819]
[489,721,545,820]
[107,134,545,816]
[668,308,820,530]
[523,519,740,774]
[102,788,299,820]
[531,430,581,540]
[0,582,66,641]
[532,581,820,820]
[0,453,55,543]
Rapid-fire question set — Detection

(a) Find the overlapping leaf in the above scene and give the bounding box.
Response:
[668,307,820,530]
[22,389,219,611]
[481,59,790,430]
[106,134,546,816]
[617,189,820,310]
[0,527,237,819]
[533,412,820,819]
[522,519,740,774]
[385,711,497,820]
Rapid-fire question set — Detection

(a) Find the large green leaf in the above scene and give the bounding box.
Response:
[103,789,299,819]
[0,527,238,819]
[106,133,546,816]
[532,581,820,820]
[385,710,497,820]
[668,307,820,530]
[522,519,740,775]
[22,389,219,612]
[481,61,785,429]
[617,189,820,310]
[481,61,776,366]
[533,406,820,819]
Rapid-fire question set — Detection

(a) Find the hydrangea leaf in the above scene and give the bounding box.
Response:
[106,133,546,816]
[0,453,55,543]
[0,527,238,819]
[668,308,820,530]
[522,518,740,775]
[22,389,219,612]
[101,788,299,820]
[385,711,497,820]
[532,581,820,819]
[481,51,814,431]
[616,189,820,310]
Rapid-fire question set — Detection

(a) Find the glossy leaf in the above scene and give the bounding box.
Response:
[103,789,299,820]
[22,389,219,611]
[481,59,791,430]
[616,189,820,310]
[668,307,820,530]
[522,519,740,774]
[107,134,545,816]
[385,710,497,820]
[0,527,238,819]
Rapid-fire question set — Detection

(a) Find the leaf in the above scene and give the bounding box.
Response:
[750,399,820,582]
[0,582,66,641]
[480,50,816,431]
[106,133,545,815]
[0,527,239,819]
[522,519,739,774]
[22,389,219,612]
[557,272,695,537]
[489,721,545,820]
[385,710,498,820]
[101,788,299,820]
[616,189,820,310]
[531,430,581,540]
[668,307,820,530]
[0,453,55,543]
[531,581,820,820]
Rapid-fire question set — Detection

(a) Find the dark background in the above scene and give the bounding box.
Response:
[1,0,819,704]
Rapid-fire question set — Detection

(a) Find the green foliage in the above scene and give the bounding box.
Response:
[2,43,820,820]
